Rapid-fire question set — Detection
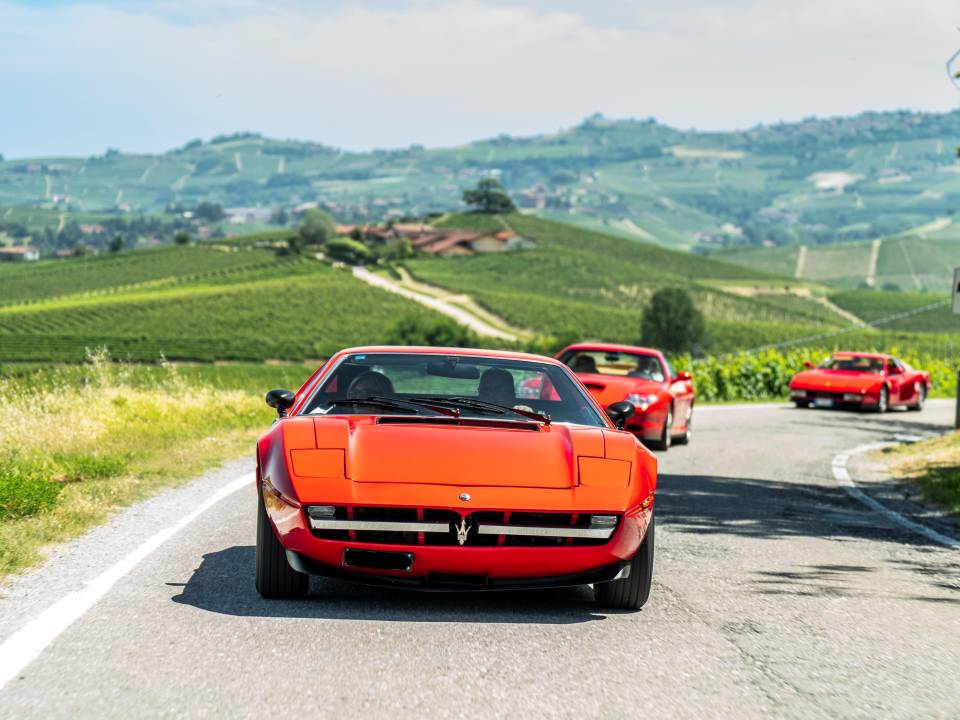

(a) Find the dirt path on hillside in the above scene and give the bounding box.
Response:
[351,267,527,342]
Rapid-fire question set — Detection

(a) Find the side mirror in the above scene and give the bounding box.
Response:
[265,389,295,417]
[803,361,814,369]
[888,365,902,375]
[674,370,692,382]
[606,401,635,430]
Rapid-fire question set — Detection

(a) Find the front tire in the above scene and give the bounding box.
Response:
[650,406,673,451]
[908,383,926,412]
[674,404,692,445]
[256,488,309,599]
[595,514,655,610]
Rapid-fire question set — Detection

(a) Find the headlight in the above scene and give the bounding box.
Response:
[625,393,659,410]
[842,393,862,402]
[790,389,807,398]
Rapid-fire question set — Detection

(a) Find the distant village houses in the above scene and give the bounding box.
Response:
[0,246,39,262]
[337,223,533,257]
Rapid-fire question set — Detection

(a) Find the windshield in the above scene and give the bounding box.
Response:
[819,355,885,373]
[558,349,666,383]
[301,353,606,427]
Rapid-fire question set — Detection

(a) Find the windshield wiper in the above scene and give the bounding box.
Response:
[327,396,454,416]
[410,396,551,424]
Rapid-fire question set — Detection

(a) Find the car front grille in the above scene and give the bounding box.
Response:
[308,506,616,547]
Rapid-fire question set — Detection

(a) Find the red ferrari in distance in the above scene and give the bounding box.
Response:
[256,346,657,609]
[556,344,694,450]
[789,352,929,412]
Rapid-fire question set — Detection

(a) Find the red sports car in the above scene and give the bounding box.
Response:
[556,343,695,450]
[256,346,657,609]
[789,352,929,412]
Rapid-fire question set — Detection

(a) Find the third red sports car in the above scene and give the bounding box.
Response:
[556,344,694,450]
[789,352,929,412]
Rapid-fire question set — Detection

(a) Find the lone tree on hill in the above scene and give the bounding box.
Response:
[463,178,516,214]
[174,230,192,245]
[298,208,336,245]
[108,234,124,253]
[641,288,705,354]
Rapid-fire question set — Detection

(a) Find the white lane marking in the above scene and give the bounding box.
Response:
[696,403,787,413]
[0,473,253,691]
[832,442,960,549]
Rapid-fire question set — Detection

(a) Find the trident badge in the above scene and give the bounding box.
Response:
[455,518,470,546]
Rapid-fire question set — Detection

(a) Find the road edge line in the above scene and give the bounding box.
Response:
[0,473,253,691]
[832,441,960,550]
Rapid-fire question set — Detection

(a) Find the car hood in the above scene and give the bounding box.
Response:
[575,373,664,407]
[791,370,882,392]
[301,417,617,489]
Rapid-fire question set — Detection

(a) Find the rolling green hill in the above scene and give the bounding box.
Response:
[714,230,960,293]
[1,214,956,366]
[3,110,959,256]
[0,246,437,362]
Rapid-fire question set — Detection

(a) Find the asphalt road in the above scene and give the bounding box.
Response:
[2,401,959,719]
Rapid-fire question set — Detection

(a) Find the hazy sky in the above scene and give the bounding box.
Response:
[2,0,959,158]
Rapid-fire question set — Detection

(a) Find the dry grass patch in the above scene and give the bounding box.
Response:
[881,432,960,515]
[0,351,271,580]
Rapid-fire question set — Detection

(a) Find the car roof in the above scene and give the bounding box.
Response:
[559,343,664,357]
[334,345,566,367]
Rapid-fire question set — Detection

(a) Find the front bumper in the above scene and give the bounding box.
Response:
[287,551,630,591]
[790,389,876,409]
[268,493,652,587]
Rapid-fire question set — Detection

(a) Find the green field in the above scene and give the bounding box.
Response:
[716,232,960,293]
[0,246,439,362]
[1,213,956,372]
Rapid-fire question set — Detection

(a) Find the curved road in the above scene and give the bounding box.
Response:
[1,402,958,718]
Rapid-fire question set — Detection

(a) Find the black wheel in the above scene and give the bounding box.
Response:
[908,382,925,412]
[650,406,672,451]
[595,514,655,610]
[794,400,810,409]
[256,487,308,599]
[875,386,889,413]
[674,404,692,445]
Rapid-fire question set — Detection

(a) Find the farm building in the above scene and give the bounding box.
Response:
[337,223,532,256]
[0,246,39,262]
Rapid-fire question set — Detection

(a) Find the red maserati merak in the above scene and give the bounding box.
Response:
[255,346,657,609]
[789,352,929,412]
[555,343,695,450]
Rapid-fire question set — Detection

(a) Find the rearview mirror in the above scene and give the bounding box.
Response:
[265,389,295,416]
[674,370,692,382]
[606,401,635,430]
[803,360,814,369]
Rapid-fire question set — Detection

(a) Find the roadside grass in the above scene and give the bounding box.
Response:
[0,353,292,580]
[880,432,960,515]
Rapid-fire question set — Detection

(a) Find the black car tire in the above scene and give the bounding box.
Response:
[794,401,810,408]
[650,407,672,451]
[875,386,889,414]
[674,405,692,445]
[908,383,925,412]
[595,514,655,610]
[256,487,309,599]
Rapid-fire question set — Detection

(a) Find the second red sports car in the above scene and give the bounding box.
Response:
[789,352,929,412]
[556,344,694,450]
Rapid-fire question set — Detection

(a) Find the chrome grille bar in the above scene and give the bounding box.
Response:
[308,519,450,533]
[477,524,614,539]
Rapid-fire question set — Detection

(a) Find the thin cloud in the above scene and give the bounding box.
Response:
[0,0,958,157]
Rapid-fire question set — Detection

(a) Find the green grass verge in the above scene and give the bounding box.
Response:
[881,432,960,515]
[0,355,313,581]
